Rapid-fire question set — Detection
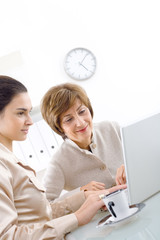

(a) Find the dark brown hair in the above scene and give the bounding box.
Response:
[0,75,27,113]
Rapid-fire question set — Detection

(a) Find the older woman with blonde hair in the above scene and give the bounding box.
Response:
[41,83,126,201]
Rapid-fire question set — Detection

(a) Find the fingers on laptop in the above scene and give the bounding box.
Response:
[116,164,126,185]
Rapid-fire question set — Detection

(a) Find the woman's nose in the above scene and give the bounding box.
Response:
[75,116,84,126]
[26,114,33,126]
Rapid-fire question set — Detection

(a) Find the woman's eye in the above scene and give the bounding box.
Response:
[18,112,24,116]
[65,118,72,122]
[79,109,85,114]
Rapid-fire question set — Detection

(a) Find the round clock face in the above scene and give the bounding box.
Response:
[64,48,96,80]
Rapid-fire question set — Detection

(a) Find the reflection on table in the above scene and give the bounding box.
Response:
[66,191,160,240]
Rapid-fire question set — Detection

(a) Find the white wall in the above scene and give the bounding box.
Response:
[0,0,160,125]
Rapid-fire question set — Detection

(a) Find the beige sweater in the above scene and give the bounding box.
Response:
[43,121,124,201]
[0,143,85,239]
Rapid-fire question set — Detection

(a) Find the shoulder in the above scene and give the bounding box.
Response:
[0,146,13,169]
[93,120,120,132]
[54,139,76,155]
[0,145,23,178]
[93,120,121,141]
[50,139,80,164]
[0,158,9,171]
[0,157,13,184]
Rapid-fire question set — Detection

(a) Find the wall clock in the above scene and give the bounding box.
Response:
[64,47,96,80]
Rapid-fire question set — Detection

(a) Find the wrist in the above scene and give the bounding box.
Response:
[80,186,87,191]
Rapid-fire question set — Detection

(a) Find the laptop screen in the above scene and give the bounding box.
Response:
[120,112,160,205]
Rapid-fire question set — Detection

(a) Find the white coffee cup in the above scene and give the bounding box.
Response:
[102,189,130,221]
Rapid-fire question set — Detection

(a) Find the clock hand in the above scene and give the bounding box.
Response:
[80,53,89,64]
[79,63,88,71]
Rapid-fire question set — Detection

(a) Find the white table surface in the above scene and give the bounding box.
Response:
[65,191,160,240]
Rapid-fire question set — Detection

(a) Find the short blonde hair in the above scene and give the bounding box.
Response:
[41,83,93,138]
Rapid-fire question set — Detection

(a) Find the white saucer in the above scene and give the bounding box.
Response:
[97,203,145,228]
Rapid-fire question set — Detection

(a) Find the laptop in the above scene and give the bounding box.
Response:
[120,112,160,205]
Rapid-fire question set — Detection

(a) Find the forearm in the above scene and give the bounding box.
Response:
[53,187,81,202]
[50,191,86,218]
[0,214,78,240]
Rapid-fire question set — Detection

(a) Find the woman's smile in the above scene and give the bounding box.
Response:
[76,125,88,133]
